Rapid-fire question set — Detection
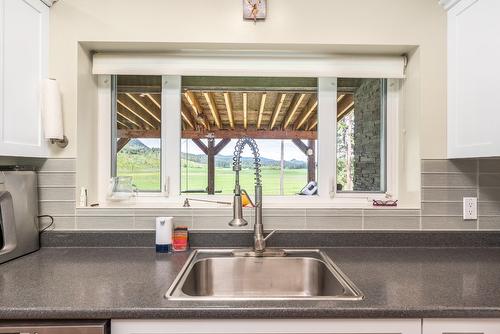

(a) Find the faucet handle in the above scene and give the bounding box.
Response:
[240,189,256,207]
[264,230,277,242]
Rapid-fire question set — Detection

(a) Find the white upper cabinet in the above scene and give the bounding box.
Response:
[0,0,48,157]
[446,0,500,158]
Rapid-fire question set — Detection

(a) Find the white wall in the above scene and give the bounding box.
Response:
[49,0,446,158]
[48,0,446,206]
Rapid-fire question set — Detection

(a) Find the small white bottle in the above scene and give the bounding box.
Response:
[156,217,173,253]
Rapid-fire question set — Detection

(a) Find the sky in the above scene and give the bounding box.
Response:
[139,138,307,162]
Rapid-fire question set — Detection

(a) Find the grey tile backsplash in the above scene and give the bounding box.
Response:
[32,158,500,231]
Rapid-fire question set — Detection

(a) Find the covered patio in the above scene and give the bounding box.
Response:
[115,76,357,194]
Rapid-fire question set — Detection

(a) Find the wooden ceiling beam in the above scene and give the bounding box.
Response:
[191,138,208,155]
[117,100,155,129]
[337,94,354,121]
[268,93,286,130]
[243,93,248,129]
[184,91,210,130]
[116,138,131,152]
[282,93,306,129]
[256,93,267,129]
[118,129,317,140]
[223,92,235,129]
[203,92,222,129]
[182,129,317,140]
[337,94,346,103]
[213,138,231,155]
[125,93,161,123]
[294,98,318,130]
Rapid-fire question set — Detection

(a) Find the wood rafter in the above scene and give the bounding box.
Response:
[282,93,306,129]
[257,93,267,129]
[117,100,155,128]
[184,91,210,130]
[308,119,318,131]
[116,119,130,129]
[118,129,317,140]
[125,93,161,123]
[223,92,235,129]
[337,94,345,103]
[269,93,286,130]
[203,92,222,129]
[243,93,248,129]
[181,103,195,129]
[146,93,161,109]
[337,94,354,121]
[117,111,140,128]
[294,98,318,130]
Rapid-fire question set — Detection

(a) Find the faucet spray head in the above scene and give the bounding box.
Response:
[228,193,249,227]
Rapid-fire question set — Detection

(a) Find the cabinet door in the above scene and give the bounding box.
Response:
[0,0,48,157]
[423,319,500,334]
[447,0,500,158]
[111,319,421,334]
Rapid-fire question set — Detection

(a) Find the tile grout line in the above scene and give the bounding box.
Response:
[361,209,365,230]
[476,158,480,230]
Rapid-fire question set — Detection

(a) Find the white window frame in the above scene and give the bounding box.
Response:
[97,71,400,208]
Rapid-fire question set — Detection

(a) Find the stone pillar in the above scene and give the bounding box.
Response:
[352,79,382,191]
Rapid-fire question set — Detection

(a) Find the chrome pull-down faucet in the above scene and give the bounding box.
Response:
[228,137,286,257]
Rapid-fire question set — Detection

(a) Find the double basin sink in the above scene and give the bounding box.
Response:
[166,249,363,301]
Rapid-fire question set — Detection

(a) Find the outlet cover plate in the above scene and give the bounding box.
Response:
[463,197,477,220]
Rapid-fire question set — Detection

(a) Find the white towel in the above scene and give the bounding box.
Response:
[41,79,64,140]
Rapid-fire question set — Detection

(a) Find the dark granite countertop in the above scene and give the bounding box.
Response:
[1,244,500,319]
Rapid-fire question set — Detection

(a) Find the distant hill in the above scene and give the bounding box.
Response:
[121,139,307,169]
[182,152,306,169]
[123,138,152,151]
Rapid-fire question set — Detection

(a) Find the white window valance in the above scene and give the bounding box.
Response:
[92,52,406,79]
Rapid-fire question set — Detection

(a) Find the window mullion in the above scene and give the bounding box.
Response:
[162,75,182,197]
[317,77,337,200]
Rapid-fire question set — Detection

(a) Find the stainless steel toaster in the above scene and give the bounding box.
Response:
[0,166,39,264]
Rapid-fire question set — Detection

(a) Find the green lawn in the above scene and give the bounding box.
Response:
[182,166,307,195]
[118,166,308,195]
[118,149,309,195]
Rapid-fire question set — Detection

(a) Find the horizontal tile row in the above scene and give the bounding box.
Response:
[39,158,76,172]
[421,158,500,174]
[34,158,500,231]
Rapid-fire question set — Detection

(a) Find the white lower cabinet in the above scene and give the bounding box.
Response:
[111,319,421,334]
[423,319,500,334]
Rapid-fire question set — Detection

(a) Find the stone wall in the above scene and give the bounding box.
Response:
[353,79,382,191]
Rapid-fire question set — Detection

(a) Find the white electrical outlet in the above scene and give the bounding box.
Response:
[463,197,477,220]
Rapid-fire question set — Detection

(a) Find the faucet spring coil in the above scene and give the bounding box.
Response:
[232,137,262,186]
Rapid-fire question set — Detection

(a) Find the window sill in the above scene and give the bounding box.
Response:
[82,194,417,210]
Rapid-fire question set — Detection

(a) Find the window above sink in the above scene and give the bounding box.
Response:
[94,52,403,207]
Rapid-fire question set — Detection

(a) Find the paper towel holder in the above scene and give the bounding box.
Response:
[49,135,68,148]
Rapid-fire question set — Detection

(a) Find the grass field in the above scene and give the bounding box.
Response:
[118,166,308,195]
[182,166,307,195]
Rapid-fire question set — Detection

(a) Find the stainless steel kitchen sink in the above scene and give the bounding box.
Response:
[165,249,363,301]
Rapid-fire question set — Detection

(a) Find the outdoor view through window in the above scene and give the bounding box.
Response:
[113,75,162,192]
[336,78,386,192]
[180,77,318,196]
[111,75,387,196]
